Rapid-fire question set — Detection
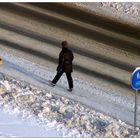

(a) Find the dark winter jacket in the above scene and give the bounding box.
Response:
[57,47,74,73]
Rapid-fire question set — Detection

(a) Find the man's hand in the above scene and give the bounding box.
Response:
[0,58,2,65]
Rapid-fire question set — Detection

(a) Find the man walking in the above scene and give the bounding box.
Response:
[49,41,74,92]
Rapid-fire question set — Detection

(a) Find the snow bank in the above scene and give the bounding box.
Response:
[0,74,139,138]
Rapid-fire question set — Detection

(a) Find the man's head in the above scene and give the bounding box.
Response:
[61,41,68,49]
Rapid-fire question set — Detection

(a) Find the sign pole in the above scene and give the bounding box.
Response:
[131,67,140,135]
[134,89,138,133]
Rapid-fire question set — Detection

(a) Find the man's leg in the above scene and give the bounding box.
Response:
[52,70,64,85]
[66,72,73,90]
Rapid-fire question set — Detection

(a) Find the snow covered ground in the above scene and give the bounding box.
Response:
[0,109,61,137]
[74,2,140,26]
[0,73,140,138]
[0,49,140,137]
[0,3,140,137]
[100,2,140,17]
[76,2,140,18]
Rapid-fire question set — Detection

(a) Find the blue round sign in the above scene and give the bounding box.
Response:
[131,67,140,90]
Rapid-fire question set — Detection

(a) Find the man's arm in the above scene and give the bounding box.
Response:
[57,51,64,71]
[59,51,64,65]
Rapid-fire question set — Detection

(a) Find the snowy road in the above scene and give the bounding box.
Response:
[0,3,140,138]
[0,3,140,119]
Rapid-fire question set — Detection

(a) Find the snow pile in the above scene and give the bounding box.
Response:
[0,73,140,138]
[100,2,140,17]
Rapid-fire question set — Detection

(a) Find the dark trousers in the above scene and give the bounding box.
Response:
[52,70,73,89]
